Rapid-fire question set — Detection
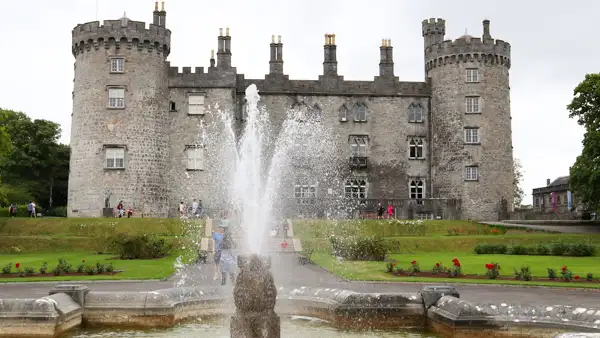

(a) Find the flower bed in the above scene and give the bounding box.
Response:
[1,258,119,278]
[385,259,599,284]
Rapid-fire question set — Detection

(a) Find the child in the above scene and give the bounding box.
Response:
[219,230,237,285]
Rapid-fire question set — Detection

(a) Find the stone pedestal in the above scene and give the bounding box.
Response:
[49,284,90,307]
[230,312,280,338]
[102,207,113,217]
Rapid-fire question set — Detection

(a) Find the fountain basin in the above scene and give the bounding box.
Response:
[0,285,598,337]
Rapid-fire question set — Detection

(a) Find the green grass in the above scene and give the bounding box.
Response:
[313,252,600,289]
[0,252,179,282]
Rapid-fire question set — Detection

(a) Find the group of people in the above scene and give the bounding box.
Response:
[179,199,203,219]
[376,201,395,219]
[7,201,37,217]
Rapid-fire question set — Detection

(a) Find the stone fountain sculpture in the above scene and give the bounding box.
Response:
[231,254,280,338]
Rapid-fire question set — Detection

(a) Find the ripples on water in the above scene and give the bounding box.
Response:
[68,316,438,337]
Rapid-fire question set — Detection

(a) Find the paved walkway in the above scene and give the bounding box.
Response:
[482,221,600,234]
[2,254,599,308]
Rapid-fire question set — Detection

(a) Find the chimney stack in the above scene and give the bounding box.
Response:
[269,35,284,74]
[217,28,232,68]
[546,178,551,186]
[482,19,491,40]
[323,34,338,76]
[158,1,166,27]
[153,2,160,25]
[379,38,394,77]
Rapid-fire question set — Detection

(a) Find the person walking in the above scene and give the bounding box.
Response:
[219,228,237,286]
[212,225,224,280]
[27,201,37,218]
[387,202,394,219]
[376,202,384,219]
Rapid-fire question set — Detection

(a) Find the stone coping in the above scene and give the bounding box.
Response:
[0,284,599,337]
[428,295,600,337]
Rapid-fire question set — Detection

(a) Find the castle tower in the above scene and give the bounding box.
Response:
[68,2,171,217]
[424,18,513,220]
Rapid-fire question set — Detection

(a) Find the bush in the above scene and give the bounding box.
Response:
[330,235,388,261]
[550,243,569,256]
[509,244,532,255]
[547,268,557,280]
[535,244,550,255]
[473,244,507,254]
[110,234,172,259]
[485,262,501,279]
[569,243,596,257]
[514,266,532,281]
[44,206,67,217]
[586,273,594,281]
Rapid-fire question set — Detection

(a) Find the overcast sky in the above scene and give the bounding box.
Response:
[1,0,595,204]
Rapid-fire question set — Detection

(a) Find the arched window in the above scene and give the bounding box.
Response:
[344,179,367,199]
[408,138,424,159]
[408,103,424,123]
[409,179,424,199]
[353,103,368,122]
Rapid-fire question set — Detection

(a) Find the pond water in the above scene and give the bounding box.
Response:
[67,316,439,337]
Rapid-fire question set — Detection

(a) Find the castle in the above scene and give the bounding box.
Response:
[67,2,514,220]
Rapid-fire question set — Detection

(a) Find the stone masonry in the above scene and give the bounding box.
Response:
[67,3,514,220]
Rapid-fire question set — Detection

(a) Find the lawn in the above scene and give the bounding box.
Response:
[0,252,179,282]
[312,252,600,289]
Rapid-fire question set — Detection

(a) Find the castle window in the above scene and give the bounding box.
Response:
[408,137,425,159]
[465,166,478,181]
[353,104,367,122]
[409,179,425,199]
[349,136,368,157]
[344,178,367,199]
[110,57,125,73]
[465,96,480,114]
[557,195,561,205]
[169,101,177,112]
[464,128,480,144]
[466,68,479,83]
[105,147,125,169]
[535,197,539,207]
[408,103,424,123]
[185,145,204,171]
[294,181,317,205]
[188,94,205,115]
[108,88,125,109]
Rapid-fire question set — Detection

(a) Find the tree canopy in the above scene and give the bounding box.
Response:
[0,108,70,208]
[513,157,524,208]
[567,73,600,211]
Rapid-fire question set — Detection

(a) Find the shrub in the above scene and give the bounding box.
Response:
[485,262,501,279]
[432,262,445,275]
[110,234,172,259]
[95,262,105,274]
[408,260,420,276]
[386,261,397,273]
[448,258,462,277]
[550,243,569,256]
[474,244,507,254]
[57,258,72,273]
[569,243,596,257]
[76,262,85,273]
[547,268,557,280]
[509,244,531,255]
[1,263,12,274]
[535,244,550,255]
[39,262,48,274]
[52,265,61,276]
[105,263,114,273]
[24,267,35,276]
[560,266,573,281]
[85,265,95,275]
[330,235,388,261]
[514,266,532,281]
[586,273,593,281]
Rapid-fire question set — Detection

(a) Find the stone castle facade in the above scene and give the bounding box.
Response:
[67,3,514,220]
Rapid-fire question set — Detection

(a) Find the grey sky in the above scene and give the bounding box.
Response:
[1,0,595,204]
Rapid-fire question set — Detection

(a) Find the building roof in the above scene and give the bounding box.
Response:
[549,176,569,186]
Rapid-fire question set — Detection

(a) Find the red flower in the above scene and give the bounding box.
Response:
[455,262,461,267]
[435,262,440,267]
[82,259,85,263]
[15,263,20,269]
[485,263,492,269]
[561,266,567,272]
[574,275,580,280]
[281,241,288,249]
[411,260,416,265]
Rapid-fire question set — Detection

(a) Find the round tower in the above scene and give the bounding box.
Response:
[423,18,513,221]
[68,3,171,217]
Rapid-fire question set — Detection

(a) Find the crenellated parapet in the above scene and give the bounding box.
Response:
[72,18,171,57]
[423,19,511,71]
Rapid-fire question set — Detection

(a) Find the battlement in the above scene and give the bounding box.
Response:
[72,18,171,57]
[422,18,446,36]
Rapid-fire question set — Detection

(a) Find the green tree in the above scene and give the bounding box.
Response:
[0,108,70,208]
[567,73,600,210]
[513,157,524,208]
